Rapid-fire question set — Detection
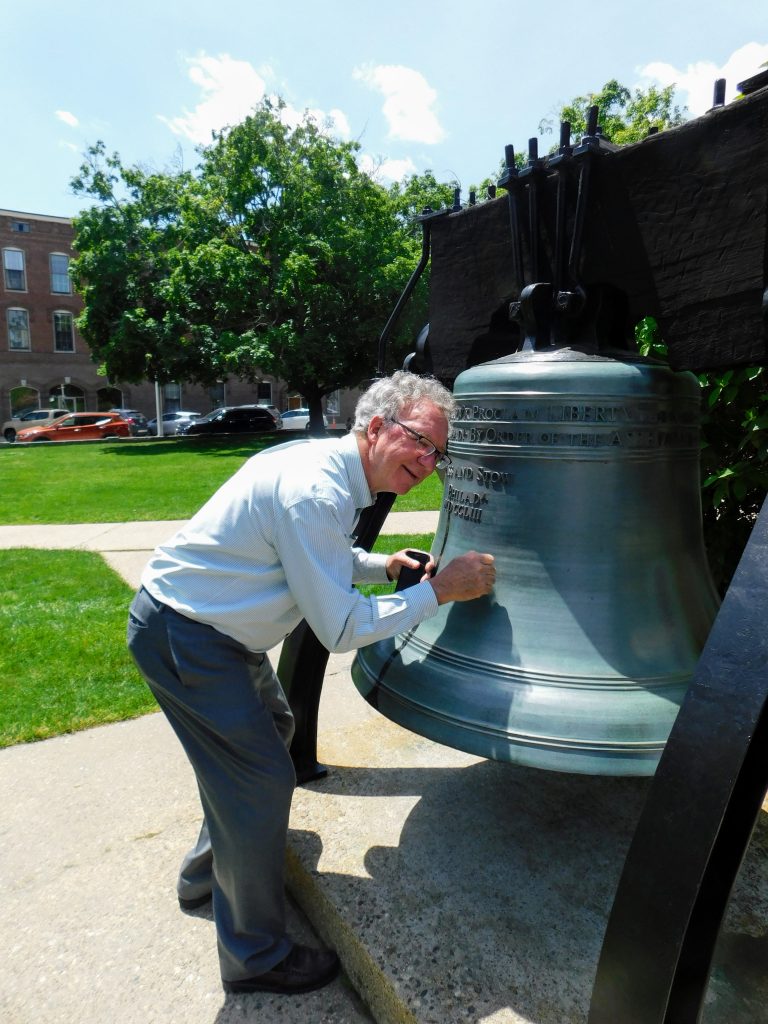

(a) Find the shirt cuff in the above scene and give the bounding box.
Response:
[356,551,390,582]
[403,578,439,620]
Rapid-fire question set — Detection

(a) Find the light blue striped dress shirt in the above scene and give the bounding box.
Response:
[141,431,438,653]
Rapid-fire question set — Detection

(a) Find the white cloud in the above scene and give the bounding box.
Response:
[160,53,353,146]
[639,42,768,117]
[326,108,351,140]
[279,103,352,139]
[159,53,268,143]
[55,110,79,127]
[358,153,418,183]
[353,64,445,144]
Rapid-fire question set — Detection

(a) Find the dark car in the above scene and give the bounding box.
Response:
[180,405,280,436]
[110,408,151,436]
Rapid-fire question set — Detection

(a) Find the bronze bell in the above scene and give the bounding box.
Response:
[352,349,720,776]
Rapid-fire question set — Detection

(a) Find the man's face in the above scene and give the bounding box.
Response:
[365,401,449,495]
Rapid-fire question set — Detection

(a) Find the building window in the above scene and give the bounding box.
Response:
[257,381,272,403]
[50,253,71,294]
[7,308,30,350]
[163,381,181,414]
[53,311,75,352]
[11,221,30,233]
[326,389,340,416]
[8,385,39,417]
[3,248,26,290]
[208,381,226,409]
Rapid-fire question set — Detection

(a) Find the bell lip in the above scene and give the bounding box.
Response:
[352,644,680,779]
[352,656,664,777]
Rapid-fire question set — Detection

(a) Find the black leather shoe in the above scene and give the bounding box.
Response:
[178,892,211,911]
[222,944,340,995]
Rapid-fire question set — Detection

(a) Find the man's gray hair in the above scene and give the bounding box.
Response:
[352,371,456,433]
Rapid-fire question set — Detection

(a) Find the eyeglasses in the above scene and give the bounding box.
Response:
[389,418,452,470]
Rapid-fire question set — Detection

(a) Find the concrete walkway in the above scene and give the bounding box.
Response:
[2,514,767,1024]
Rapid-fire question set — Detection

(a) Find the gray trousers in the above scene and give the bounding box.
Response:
[127,586,296,981]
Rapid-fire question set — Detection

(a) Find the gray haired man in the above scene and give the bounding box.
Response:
[127,371,495,995]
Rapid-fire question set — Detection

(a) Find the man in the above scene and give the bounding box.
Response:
[127,371,495,996]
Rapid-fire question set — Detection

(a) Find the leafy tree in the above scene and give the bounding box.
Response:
[388,170,458,235]
[638,324,768,594]
[70,100,426,432]
[70,144,204,386]
[545,78,688,146]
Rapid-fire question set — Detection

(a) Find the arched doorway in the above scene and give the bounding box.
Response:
[48,383,85,412]
[97,386,123,411]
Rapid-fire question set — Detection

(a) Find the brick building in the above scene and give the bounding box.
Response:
[1,208,352,425]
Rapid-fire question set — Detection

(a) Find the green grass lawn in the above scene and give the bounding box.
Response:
[0,434,442,746]
[356,534,435,597]
[0,535,436,747]
[1,549,157,747]
[0,434,443,523]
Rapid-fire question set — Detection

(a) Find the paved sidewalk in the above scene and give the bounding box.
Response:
[0,511,440,593]
[2,513,767,1024]
[0,511,439,553]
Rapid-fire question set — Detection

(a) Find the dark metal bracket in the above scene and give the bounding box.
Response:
[498,105,624,353]
[589,494,768,1023]
[376,206,448,376]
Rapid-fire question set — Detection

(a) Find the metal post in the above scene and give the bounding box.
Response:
[279,492,397,783]
[154,381,164,437]
[589,495,768,1023]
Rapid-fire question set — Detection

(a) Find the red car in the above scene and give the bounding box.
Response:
[16,411,132,443]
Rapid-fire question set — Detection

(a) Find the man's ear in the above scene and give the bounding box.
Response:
[367,415,384,442]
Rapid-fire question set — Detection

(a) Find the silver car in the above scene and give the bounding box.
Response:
[3,408,69,443]
[147,410,202,436]
[280,408,329,431]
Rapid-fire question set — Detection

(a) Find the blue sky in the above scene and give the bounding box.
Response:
[5,0,767,218]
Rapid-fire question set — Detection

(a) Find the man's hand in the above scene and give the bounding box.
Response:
[429,551,496,605]
[386,548,435,582]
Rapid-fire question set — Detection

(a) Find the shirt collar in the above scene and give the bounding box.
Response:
[338,430,375,510]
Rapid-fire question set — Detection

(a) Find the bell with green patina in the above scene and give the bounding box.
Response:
[352,348,720,776]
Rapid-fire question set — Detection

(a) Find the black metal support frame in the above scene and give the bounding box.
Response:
[280,206,439,782]
[589,495,768,1022]
[278,492,396,784]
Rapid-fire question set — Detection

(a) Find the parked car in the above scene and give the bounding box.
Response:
[257,404,282,423]
[280,408,329,431]
[180,405,281,436]
[3,408,69,443]
[16,411,132,443]
[147,410,202,436]
[109,408,151,436]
